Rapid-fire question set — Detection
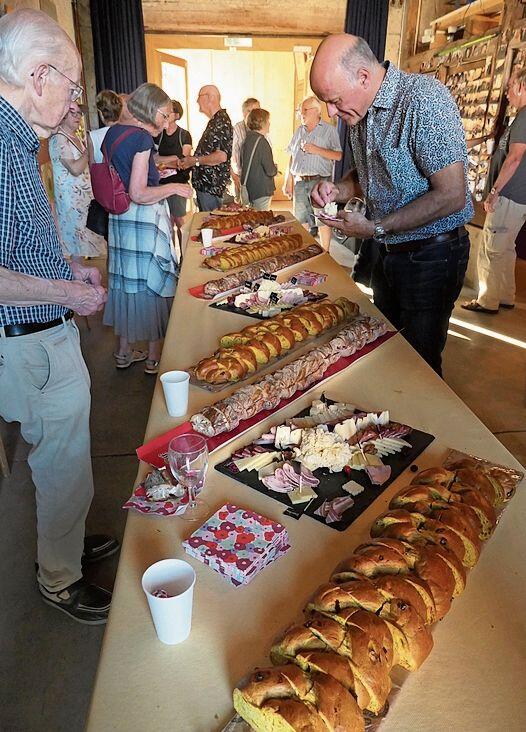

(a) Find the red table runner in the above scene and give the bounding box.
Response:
[136,330,396,468]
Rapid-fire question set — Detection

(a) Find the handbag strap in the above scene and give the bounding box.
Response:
[101,128,139,165]
[241,135,262,186]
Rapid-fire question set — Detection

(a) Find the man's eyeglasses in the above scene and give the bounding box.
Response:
[157,108,170,121]
[31,64,84,101]
[297,106,318,115]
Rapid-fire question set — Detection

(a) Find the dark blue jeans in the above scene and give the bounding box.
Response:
[371,232,470,376]
[196,190,223,212]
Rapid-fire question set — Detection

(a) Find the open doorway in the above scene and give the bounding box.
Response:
[146,34,331,200]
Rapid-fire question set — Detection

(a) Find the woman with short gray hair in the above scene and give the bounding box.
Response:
[102,82,192,374]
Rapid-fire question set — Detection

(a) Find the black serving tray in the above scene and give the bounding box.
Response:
[209,291,327,320]
[215,400,434,532]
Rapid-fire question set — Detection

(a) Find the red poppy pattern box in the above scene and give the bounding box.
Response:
[182,503,290,587]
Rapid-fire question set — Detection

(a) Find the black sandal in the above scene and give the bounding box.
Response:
[461,300,498,314]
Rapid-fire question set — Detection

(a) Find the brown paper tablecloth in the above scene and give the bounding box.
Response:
[87,214,526,732]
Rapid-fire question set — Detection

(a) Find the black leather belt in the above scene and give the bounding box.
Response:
[1,310,74,338]
[385,226,468,254]
[299,175,329,181]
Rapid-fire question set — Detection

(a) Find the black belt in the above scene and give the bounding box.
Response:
[299,175,329,182]
[384,226,468,254]
[1,310,74,338]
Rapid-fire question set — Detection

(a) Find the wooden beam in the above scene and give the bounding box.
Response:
[431,0,503,31]
[142,0,346,36]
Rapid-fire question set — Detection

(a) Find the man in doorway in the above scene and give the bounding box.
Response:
[179,84,233,211]
[231,97,260,202]
[283,95,342,250]
[462,68,526,314]
[310,34,473,376]
[0,9,117,623]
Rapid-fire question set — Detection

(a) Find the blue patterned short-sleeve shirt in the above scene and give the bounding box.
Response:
[347,62,473,244]
[0,95,72,326]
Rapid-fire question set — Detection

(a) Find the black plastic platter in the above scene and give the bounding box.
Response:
[215,400,434,532]
[209,291,328,320]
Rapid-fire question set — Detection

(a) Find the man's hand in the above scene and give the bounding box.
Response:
[302,142,318,155]
[282,177,293,199]
[321,210,375,240]
[178,156,196,170]
[70,260,102,287]
[64,280,107,316]
[484,191,499,213]
[310,181,340,208]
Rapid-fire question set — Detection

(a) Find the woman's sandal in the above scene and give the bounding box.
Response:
[113,350,148,369]
[144,359,160,375]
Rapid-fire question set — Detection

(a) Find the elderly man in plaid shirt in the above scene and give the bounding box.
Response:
[0,9,118,624]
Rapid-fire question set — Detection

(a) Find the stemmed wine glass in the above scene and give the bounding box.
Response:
[168,433,210,522]
[331,197,367,242]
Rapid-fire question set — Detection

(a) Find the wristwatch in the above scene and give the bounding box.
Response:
[490,186,498,195]
[194,157,201,168]
[373,220,387,244]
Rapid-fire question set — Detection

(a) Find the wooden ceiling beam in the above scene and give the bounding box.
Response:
[142,0,346,36]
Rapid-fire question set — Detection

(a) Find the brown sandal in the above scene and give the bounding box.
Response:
[144,359,159,375]
[113,350,148,369]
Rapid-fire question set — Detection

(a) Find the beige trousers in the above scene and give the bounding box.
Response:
[0,318,93,592]
[477,195,526,310]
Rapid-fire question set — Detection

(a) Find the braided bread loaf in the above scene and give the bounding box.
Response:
[204,234,303,271]
[190,315,388,435]
[202,244,323,296]
[233,459,509,730]
[193,298,359,386]
[202,209,275,230]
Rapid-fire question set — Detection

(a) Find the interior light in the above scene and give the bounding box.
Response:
[449,316,526,350]
[447,329,471,341]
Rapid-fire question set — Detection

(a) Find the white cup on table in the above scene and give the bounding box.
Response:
[142,559,196,645]
[160,370,190,417]
[201,228,213,246]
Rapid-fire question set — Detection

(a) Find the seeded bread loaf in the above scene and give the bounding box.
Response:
[233,463,509,731]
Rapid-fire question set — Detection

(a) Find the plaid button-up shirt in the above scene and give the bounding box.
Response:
[0,95,72,326]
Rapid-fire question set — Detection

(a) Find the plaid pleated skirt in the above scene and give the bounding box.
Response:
[103,200,177,342]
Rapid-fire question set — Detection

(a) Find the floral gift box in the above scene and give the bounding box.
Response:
[182,503,291,586]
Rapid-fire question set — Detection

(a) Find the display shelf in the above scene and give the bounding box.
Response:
[431,0,503,32]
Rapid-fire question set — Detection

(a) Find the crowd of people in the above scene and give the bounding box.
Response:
[1,7,525,627]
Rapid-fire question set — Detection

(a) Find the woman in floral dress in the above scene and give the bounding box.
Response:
[49,103,106,259]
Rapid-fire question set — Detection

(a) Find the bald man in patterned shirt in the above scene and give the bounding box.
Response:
[311,34,473,376]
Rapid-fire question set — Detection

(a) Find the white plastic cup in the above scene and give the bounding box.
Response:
[160,370,190,417]
[142,559,196,645]
[201,228,213,245]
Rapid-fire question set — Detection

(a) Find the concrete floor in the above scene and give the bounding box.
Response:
[0,254,525,732]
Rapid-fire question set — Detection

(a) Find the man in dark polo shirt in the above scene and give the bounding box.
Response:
[179,84,233,212]
[311,34,473,376]
[0,9,117,624]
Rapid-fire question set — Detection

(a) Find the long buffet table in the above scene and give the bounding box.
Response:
[87,214,526,732]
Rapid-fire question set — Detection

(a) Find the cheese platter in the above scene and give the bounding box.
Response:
[215,397,435,531]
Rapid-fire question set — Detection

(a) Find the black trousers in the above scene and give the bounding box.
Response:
[371,232,470,376]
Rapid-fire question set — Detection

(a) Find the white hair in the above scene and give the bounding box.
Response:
[0,9,75,88]
[302,95,321,111]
